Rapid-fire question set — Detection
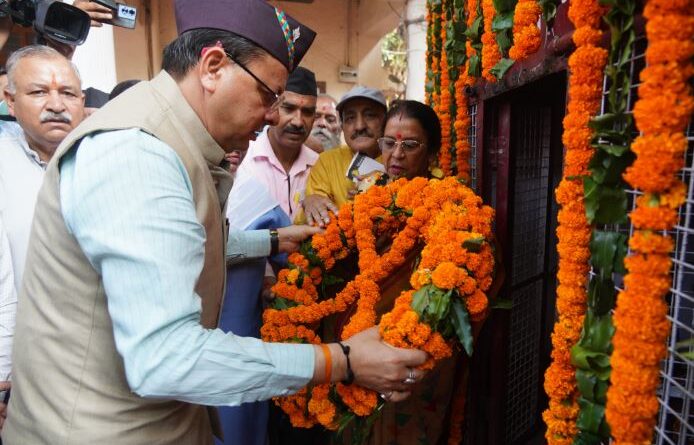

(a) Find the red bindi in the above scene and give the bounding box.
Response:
[396,132,402,140]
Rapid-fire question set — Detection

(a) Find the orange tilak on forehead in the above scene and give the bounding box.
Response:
[50,73,58,89]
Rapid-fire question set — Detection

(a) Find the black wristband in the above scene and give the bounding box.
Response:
[337,342,354,385]
[269,229,279,256]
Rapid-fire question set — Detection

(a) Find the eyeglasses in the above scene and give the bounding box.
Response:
[377,137,426,153]
[225,52,282,112]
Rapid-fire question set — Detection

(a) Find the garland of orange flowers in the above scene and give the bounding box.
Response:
[541,1,607,444]
[465,0,480,79]
[453,71,471,182]
[262,177,495,431]
[438,0,454,176]
[425,1,435,106]
[508,0,543,61]
[480,0,501,82]
[605,0,694,442]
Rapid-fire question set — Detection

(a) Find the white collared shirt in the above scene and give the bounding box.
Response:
[0,217,15,381]
[0,120,47,293]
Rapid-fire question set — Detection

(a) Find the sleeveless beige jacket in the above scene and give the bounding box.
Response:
[3,71,232,445]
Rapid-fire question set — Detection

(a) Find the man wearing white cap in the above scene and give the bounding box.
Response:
[301,85,387,226]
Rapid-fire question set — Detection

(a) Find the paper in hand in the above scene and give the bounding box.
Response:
[345,152,385,181]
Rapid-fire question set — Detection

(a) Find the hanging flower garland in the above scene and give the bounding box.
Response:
[466,0,483,78]
[262,177,496,433]
[508,0,543,61]
[542,1,607,444]
[605,0,694,442]
[480,0,501,82]
[453,71,471,181]
[425,2,435,106]
[438,0,454,176]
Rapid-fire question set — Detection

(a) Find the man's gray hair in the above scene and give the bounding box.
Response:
[318,93,337,104]
[5,45,82,94]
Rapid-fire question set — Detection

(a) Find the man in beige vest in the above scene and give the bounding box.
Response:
[4,1,428,444]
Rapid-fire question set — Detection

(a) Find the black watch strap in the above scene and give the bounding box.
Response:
[269,229,279,256]
[337,341,354,385]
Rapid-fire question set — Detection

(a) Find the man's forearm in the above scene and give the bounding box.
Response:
[226,229,271,266]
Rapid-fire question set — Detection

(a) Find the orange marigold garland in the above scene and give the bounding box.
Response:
[605,0,694,443]
[454,72,471,182]
[508,0,542,61]
[480,0,501,82]
[262,177,496,432]
[438,0,454,176]
[542,1,607,444]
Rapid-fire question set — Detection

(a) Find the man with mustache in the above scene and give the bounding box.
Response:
[235,66,319,222]
[305,94,341,153]
[0,44,85,428]
[0,44,85,301]
[217,66,319,445]
[301,86,387,226]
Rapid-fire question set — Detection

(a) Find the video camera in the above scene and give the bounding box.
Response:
[0,0,91,46]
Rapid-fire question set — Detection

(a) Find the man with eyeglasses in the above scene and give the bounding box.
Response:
[300,86,387,227]
[4,1,427,444]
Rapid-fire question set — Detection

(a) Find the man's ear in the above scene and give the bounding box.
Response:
[4,88,15,117]
[198,47,228,94]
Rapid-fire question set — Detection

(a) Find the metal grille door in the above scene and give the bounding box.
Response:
[504,104,553,444]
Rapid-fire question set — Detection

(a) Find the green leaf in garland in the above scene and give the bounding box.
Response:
[571,345,611,377]
[590,231,619,277]
[583,177,600,223]
[587,314,615,357]
[464,15,483,40]
[495,31,513,56]
[538,0,560,23]
[576,396,607,440]
[491,11,514,32]
[468,54,482,77]
[614,234,627,274]
[576,369,597,401]
[322,273,344,286]
[594,186,628,225]
[490,58,515,79]
[271,297,298,310]
[588,278,616,317]
[451,298,474,356]
[412,285,432,315]
[492,0,516,13]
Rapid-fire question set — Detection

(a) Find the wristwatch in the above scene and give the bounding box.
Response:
[269,229,279,256]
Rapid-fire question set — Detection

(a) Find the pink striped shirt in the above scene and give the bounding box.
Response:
[236,128,318,222]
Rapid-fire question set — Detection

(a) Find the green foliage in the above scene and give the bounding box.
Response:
[451,298,474,355]
[573,1,636,443]
[411,285,474,356]
[381,26,408,96]
[537,0,561,23]
[490,58,515,79]
[490,0,517,57]
[464,0,484,78]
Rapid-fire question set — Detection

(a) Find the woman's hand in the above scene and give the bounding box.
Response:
[302,195,339,228]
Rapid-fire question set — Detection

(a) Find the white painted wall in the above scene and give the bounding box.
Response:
[405,0,427,101]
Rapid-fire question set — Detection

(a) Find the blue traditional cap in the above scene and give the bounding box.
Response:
[175,0,316,72]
